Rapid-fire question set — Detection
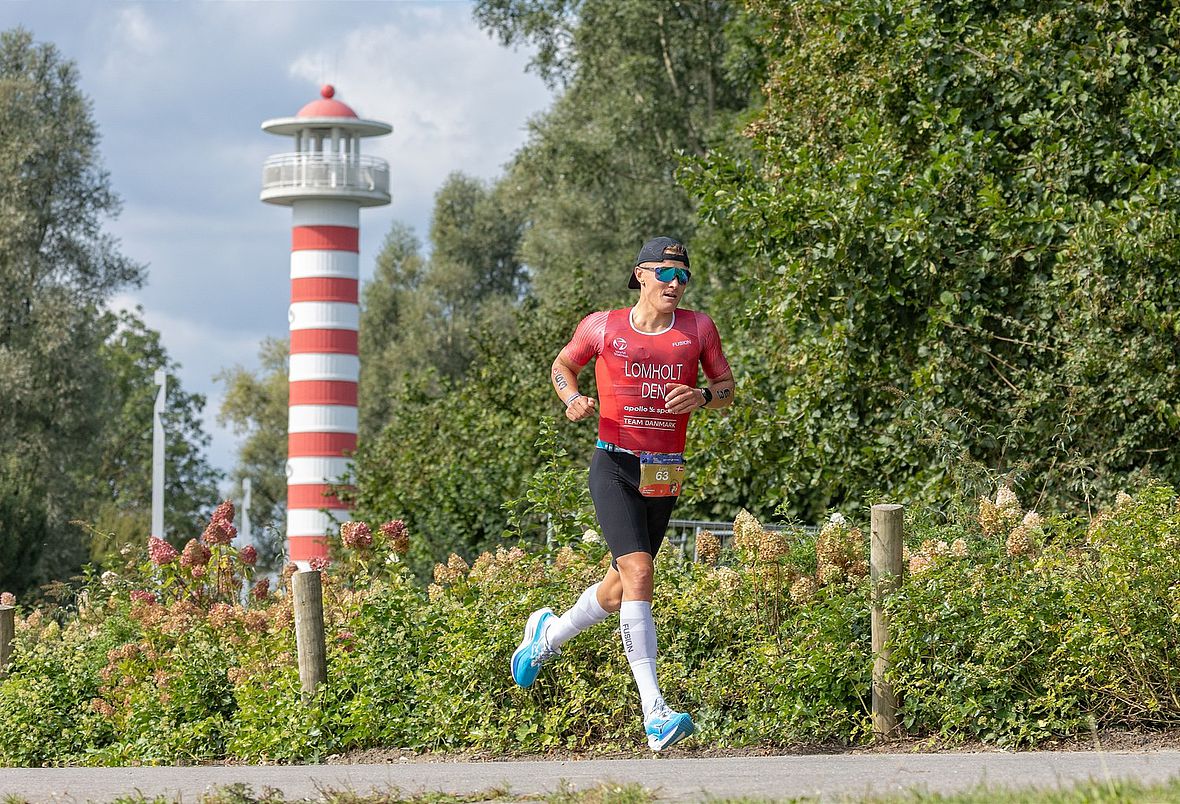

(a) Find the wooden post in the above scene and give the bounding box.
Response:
[292,570,327,702]
[0,605,15,674]
[871,503,904,741]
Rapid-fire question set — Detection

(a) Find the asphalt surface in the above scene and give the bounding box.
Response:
[1,751,1179,802]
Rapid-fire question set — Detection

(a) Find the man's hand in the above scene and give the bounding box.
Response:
[663,383,704,414]
[566,395,598,422]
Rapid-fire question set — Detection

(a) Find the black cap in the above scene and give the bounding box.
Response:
[629,236,689,289]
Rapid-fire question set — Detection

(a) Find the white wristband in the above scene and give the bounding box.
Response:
[564,393,582,407]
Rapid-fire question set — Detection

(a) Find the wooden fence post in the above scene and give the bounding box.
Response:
[871,503,904,741]
[0,605,15,675]
[292,570,327,702]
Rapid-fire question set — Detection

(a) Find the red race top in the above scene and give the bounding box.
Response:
[561,308,731,454]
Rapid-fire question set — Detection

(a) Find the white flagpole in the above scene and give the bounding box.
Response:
[151,369,167,539]
[241,477,253,547]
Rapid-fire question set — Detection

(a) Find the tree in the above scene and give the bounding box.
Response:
[358,223,428,438]
[0,28,145,592]
[687,0,1180,518]
[347,4,767,567]
[217,338,289,571]
[86,309,222,562]
[353,175,529,569]
[477,0,764,312]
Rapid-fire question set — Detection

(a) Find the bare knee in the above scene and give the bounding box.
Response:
[616,552,654,601]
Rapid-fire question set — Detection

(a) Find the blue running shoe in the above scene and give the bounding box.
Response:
[645,700,695,751]
[511,607,558,688]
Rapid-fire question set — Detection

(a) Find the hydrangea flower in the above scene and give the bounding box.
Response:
[341,521,373,550]
[211,499,235,526]
[695,530,721,565]
[148,536,179,566]
[202,519,236,546]
[180,539,212,568]
[250,577,270,601]
[380,519,409,555]
[239,545,258,566]
[0,592,15,606]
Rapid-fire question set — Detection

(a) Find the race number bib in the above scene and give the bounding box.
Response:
[638,452,686,498]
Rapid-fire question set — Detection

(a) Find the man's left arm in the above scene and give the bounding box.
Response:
[700,369,735,409]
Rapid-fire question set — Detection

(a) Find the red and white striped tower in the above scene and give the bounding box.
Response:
[260,86,391,563]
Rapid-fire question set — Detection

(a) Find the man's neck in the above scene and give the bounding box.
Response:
[630,302,674,333]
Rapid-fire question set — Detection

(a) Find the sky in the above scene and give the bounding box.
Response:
[1,1,553,485]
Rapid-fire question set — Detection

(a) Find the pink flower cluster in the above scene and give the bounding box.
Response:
[0,592,15,606]
[148,536,179,566]
[202,500,237,546]
[130,590,158,605]
[309,556,330,572]
[250,577,270,601]
[341,521,373,550]
[381,519,409,555]
[239,545,258,566]
[180,539,212,569]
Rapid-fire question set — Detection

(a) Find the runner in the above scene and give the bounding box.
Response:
[511,236,735,751]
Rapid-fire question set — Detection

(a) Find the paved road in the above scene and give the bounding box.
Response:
[1,752,1178,802]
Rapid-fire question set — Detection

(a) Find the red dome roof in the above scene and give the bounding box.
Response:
[296,85,358,118]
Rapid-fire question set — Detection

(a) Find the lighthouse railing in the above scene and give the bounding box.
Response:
[262,153,389,196]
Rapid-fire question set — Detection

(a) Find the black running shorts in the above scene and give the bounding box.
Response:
[589,448,678,563]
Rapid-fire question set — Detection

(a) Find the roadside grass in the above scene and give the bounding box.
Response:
[5,775,1177,804]
[851,775,1180,803]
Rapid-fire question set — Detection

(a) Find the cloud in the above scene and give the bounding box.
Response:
[113,6,160,54]
[285,7,551,231]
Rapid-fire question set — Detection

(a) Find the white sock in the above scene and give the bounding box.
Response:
[544,582,610,650]
[619,599,662,717]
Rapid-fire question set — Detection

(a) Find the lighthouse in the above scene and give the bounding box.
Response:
[260,85,391,562]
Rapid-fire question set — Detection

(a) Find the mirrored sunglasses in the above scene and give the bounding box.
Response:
[645,266,691,285]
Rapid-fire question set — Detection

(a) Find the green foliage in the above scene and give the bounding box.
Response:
[348,367,546,579]
[353,287,588,576]
[0,27,144,590]
[686,0,1180,520]
[889,482,1180,746]
[480,0,761,313]
[0,486,48,597]
[6,485,1178,764]
[0,29,218,594]
[352,3,763,568]
[357,222,429,438]
[503,417,596,546]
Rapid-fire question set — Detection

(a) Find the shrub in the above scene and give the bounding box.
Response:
[2,486,1178,764]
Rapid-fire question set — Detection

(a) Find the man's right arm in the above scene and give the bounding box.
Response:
[552,352,597,422]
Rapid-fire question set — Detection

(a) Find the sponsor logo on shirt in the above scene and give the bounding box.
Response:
[612,336,628,357]
[671,339,692,347]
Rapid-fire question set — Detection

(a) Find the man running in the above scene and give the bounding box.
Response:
[511,236,735,751]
